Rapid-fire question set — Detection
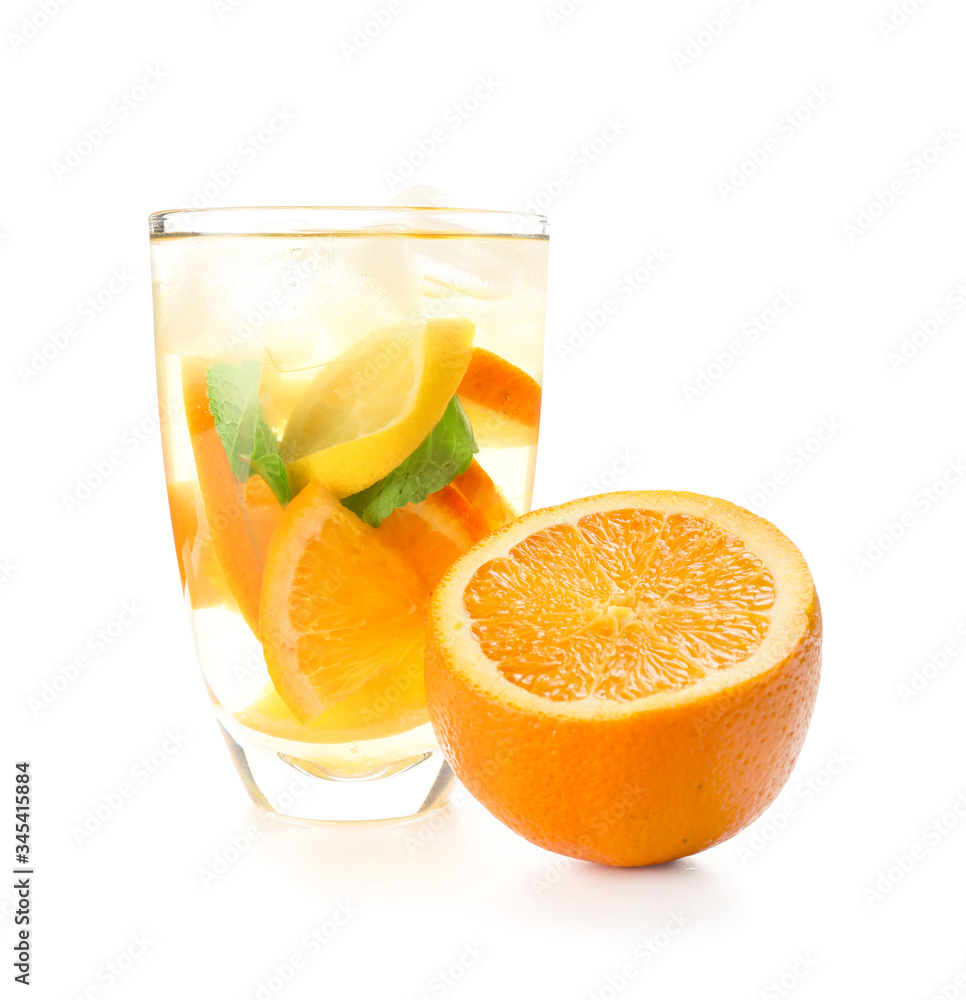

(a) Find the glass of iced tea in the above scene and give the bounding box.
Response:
[149,205,549,822]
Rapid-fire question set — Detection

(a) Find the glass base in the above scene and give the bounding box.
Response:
[215,710,456,824]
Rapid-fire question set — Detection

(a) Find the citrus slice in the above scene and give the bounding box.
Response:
[236,652,429,744]
[452,459,517,532]
[456,347,541,448]
[258,481,428,722]
[280,318,475,498]
[375,484,488,591]
[426,491,822,866]
[244,483,486,735]
[166,480,234,611]
[182,359,283,635]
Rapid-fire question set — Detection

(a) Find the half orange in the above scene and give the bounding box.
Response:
[426,491,821,866]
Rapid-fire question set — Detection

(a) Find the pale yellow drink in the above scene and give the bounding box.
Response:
[150,209,548,820]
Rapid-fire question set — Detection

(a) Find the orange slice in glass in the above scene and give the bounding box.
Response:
[258,482,428,722]
[452,459,517,533]
[181,359,282,635]
[457,347,541,448]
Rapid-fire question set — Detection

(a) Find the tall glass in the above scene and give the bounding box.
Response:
[149,207,549,822]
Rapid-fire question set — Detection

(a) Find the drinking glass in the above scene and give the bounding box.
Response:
[149,206,549,822]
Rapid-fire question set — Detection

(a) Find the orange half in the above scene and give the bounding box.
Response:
[426,491,821,866]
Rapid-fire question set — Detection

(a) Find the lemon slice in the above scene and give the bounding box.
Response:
[281,318,475,498]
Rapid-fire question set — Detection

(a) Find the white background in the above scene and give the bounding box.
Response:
[4,0,966,997]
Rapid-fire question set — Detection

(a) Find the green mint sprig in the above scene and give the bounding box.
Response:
[342,396,478,528]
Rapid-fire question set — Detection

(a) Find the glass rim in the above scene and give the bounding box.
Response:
[149,205,549,238]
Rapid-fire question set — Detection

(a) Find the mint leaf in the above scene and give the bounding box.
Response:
[342,396,478,527]
[206,361,260,481]
[206,360,292,505]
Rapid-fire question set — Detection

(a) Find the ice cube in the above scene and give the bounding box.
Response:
[152,232,425,369]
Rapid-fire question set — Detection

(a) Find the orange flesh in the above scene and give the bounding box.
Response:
[166,480,233,611]
[259,483,430,720]
[457,347,541,430]
[289,501,424,703]
[452,459,517,533]
[463,509,776,701]
[375,484,487,591]
[181,359,283,636]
